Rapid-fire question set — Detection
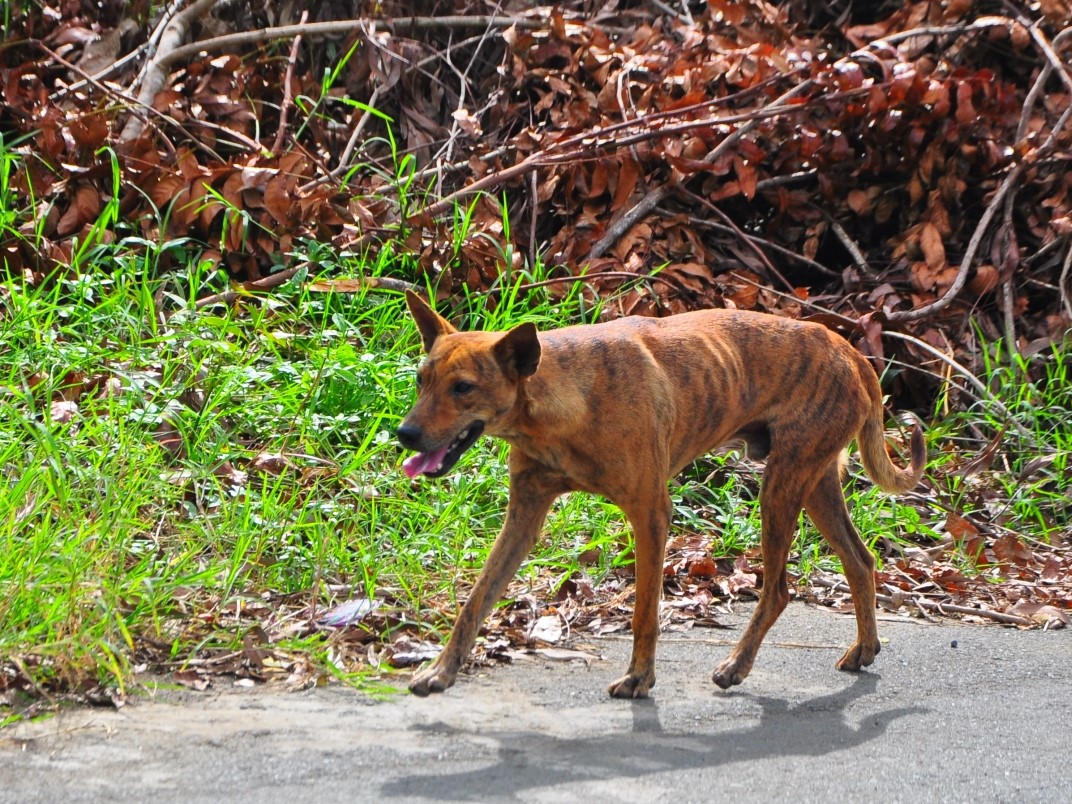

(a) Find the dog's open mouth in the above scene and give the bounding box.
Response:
[402,422,485,479]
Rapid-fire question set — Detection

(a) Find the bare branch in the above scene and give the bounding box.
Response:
[270,11,307,156]
[118,0,219,145]
[159,15,544,74]
[824,213,874,277]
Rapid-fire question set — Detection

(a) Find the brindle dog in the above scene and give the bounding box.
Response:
[398,291,925,698]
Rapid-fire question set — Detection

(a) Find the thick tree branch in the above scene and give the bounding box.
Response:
[159,15,544,73]
[118,0,218,144]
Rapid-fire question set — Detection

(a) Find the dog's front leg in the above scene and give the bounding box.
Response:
[409,463,561,696]
[607,490,672,699]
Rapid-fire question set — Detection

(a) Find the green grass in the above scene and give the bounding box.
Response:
[2,241,1069,716]
[924,339,1072,546]
[4,238,1071,713]
[0,237,621,706]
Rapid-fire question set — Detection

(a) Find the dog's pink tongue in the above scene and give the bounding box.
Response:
[402,444,451,479]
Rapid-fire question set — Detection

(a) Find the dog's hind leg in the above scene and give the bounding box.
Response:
[713,456,817,689]
[608,489,673,699]
[409,458,563,696]
[804,463,881,672]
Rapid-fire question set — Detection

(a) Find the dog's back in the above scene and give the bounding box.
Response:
[526,309,877,478]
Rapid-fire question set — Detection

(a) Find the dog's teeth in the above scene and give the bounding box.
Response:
[451,427,469,448]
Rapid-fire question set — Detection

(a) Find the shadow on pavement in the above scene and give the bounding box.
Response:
[382,673,928,801]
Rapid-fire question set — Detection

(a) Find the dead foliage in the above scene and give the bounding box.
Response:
[3,2,1071,353]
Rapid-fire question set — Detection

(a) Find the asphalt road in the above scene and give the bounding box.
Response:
[2,602,1069,803]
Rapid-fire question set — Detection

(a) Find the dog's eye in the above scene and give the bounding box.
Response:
[452,380,474,396]
[415,374,423,390]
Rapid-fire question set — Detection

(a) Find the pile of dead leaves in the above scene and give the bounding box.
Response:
[3,1,1071,364]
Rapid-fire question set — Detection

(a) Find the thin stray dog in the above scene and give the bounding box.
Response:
[397,291,925,698]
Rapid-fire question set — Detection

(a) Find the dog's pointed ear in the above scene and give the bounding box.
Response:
[406,290,456,352]
[494,322,541,380]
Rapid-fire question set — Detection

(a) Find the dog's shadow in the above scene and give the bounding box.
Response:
[380,673,926,801]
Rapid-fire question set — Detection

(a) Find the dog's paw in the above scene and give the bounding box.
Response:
[835,639,880,672]
[409,664,457,697]
[607,671,655,699]
[712,655,751,690]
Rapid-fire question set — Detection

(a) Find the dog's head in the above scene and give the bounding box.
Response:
[397,291,540,479]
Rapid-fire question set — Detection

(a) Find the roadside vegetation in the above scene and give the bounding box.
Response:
[2,201,1069,722]
[2,2,1071,723]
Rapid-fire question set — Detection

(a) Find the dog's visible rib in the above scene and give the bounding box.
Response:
[398,291,926,698]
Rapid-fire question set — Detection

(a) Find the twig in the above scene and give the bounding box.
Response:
[999,209,1019,356]
[299,86,382,193]
[812,577,1036,627]
[529,169,538,270]
[270,10,307,155]
[880,329,1035,441]
[1026,25,1072,95]
[595,190,663,257]
[1024,234,1065,267]
[189,263,308,312]
[501,269,692,297]
[437,14,506,176]
[724,270,857,324]
[824,213,874,277]
[862,16,1015,50]
[1001,275,1018,353]
[754,169,817,190]
[676,189,795,292]
[306,28,511,193]
[681,214,840,278]
[413,149,574,220]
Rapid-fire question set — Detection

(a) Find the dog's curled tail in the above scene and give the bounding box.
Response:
[857,408,926,494]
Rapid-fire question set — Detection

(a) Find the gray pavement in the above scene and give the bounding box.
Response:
[1,602,1069,803]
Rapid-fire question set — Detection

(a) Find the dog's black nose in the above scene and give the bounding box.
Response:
[397,423,423,450]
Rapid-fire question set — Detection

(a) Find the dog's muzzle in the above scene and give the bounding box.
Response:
[399,421,485,479]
